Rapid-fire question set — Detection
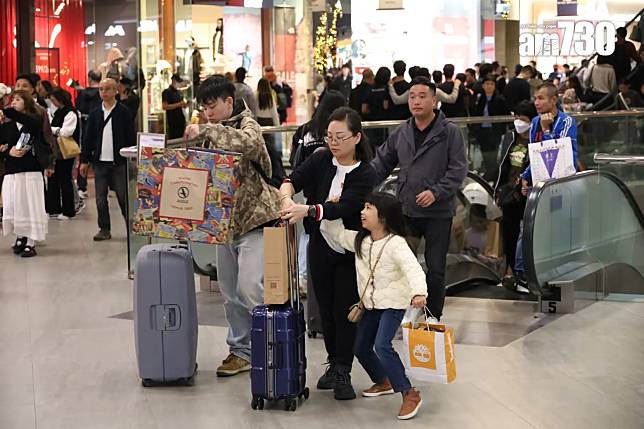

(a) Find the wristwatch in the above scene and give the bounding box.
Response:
[307,205,317,218]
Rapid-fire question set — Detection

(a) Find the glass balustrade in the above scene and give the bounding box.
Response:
[524,171,644,302]
[122,110,644,278]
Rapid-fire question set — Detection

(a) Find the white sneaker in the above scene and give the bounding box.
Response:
[57,214,71,221]
[516,284,530,294]
[78,190,89,199]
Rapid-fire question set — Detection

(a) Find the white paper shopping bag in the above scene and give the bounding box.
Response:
[528,137,576,184]
[401,321,457,384]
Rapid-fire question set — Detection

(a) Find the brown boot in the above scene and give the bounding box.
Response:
[216,354,251,377]
[362,378,394,397]
[397,388,422,420]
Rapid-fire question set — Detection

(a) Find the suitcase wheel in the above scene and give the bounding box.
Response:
[299,387,310,400]
[251,396,264,410]
[182,376,195,387]
[141,379,155,388]
[285,397,297,412]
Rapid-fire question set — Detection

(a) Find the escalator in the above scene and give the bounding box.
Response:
[191,171,506,296]
[523,170,644,305]
[378,171,505,295]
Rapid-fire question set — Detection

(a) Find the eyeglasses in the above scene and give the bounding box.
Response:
[326,134,356,144]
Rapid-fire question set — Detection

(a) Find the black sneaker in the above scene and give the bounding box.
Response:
[316,362,337,390]
[21,245,37,258]
[333,368,356,400]
[515,276,530,294]
[12,237,26,255]
[501,275,516,292]
[93,230,112,241]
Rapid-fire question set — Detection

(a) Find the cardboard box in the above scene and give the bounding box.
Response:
[263,226,290,305]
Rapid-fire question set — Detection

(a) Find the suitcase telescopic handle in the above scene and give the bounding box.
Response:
[284,223,300,310]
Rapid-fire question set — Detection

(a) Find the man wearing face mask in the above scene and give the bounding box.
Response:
[493,101,537,294]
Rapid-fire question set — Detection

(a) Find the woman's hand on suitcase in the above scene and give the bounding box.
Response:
[411,295,427,309]
[280,203,308,224]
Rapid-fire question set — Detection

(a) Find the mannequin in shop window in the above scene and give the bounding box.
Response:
[101,48,126,80]
[190,38,204,93]
[213,18,224,62]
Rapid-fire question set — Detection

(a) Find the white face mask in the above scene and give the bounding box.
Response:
[514,119,531,134]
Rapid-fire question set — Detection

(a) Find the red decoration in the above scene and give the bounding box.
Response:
[0,0,17,85]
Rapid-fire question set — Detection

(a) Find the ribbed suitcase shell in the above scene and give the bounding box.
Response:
[250,303,307,406]
[134,244,198,385]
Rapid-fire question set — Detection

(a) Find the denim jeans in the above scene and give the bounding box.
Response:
[354,309,411,393]
[216,228,264,362]
[514,220,524,275]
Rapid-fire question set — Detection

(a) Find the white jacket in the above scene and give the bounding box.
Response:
[322,219,427,310]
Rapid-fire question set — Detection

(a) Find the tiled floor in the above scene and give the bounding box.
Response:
[1,196,643,429]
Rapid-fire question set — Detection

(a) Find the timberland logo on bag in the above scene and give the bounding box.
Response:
[413,344,431,363]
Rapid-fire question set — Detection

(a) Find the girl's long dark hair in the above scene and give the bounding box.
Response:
[354,192,407,259]
[257,78,274,110]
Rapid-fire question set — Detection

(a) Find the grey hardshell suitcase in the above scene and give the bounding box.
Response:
[134,244,198,386]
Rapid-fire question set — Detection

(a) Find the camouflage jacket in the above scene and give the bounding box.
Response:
[197,105,281,238]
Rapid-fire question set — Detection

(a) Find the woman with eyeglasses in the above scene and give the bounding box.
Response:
[279,107,376,401]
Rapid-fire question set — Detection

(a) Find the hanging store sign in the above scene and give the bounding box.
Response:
[310,0,326,12]
[378,0,404,10]
[557,0,577,17]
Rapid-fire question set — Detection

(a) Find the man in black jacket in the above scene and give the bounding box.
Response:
[474,75,510,181]
[372,76,468,321]
[439,64,468,118]
[503,65,532,113]
[75,70,103,197]
[79,78,135,241]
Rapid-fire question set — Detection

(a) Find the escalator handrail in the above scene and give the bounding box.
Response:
[522,170,644,296]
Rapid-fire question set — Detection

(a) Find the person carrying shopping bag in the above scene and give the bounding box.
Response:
[321,192,428,420]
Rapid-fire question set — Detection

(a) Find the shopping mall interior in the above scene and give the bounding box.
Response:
[0,0,643,428]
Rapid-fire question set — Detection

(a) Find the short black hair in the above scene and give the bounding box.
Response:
[16,73,37,88]
[521,65,535,77]
[40,80,53,93]
[514,100,537,119]
[616,27,627,38]
[235,67,247,82]
[88,70,102,83]
[479,63,495,78]
[408,66,420,79]
[514,64,522,75]
[482,74,496,84]
[49,87,73,109]
[443,64,455,79]
[536,82,558,98]
[197,75,236,105]
[119,77,134,89]
[410,76,436,94]
[374,67,391,87]
[393,60,406,77]
[327,107,373,163]
[29,73,42,85]
[432,70,443,84]
[417,68,430,78]
[465,68,476,77]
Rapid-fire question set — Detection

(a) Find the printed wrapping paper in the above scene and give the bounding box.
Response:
[133,147,241,244]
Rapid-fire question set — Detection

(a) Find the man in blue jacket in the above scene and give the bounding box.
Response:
[511,82,577,292]
[372,76,468,321]
[80,78,136,241]
[520,82,578,194]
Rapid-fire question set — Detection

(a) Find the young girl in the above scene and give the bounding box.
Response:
[322,192,427,420]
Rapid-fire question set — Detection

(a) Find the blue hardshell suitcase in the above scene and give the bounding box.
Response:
[250,224,309,411]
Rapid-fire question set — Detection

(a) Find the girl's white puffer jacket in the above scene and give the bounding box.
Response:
[322,219,427,310]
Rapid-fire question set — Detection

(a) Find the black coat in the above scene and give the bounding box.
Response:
[80,102,136,165]
[473,93,510,136]
[288,149,376,235]
[0,108,45,174]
